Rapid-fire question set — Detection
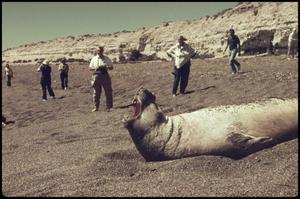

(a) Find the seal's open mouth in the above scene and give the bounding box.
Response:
[132,98,142,118]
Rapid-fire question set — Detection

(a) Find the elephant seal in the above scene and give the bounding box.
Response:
[123,87,298,161]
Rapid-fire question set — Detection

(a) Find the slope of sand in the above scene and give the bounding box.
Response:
[2,55,298,196]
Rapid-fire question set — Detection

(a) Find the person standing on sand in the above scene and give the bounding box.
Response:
[287,27,298,59]
[167,35,196,97]
[89,46,114,112]
[4,63,13,87]
[2,115,7,127]
[58,58,69,90]
[223,29,241,74]
[37,60,55,101]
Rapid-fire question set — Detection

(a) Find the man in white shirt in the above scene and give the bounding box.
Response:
[89,46,114,112]
[287,27,298,59]
[167,36,196,97]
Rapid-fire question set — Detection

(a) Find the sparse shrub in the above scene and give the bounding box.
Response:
[128,49,141,61]
[66,58,88,63]
[253,9,258,16]
[119,44,126,48]
[102,33,112,37]
[67,36,75,40]
[162,22,169,27]
[14,60,22,63]
[121,30,131,33]
[118,54,126,63]
[109,49,117,54]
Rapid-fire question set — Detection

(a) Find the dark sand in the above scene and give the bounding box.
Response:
[2,55,298,196]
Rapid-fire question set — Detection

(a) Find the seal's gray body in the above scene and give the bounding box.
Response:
[124,89,298,161]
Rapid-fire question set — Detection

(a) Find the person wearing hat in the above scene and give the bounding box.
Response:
[4,63,13,87]
[37,60,55,101]
[89,46,114,112]
[58,58,69,90]
[223,29,241,74]
[167,35,196,97]
[287,27,298,59]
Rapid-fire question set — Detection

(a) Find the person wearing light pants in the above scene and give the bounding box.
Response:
[89,47,113,112]
[223,29,241,74]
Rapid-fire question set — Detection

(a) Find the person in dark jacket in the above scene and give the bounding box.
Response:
[58,58,69,90]
[223,29,241,74]
[37,60,55,101]
[2,115,7,127]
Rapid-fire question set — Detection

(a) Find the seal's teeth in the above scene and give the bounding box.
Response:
[133,98,139,105]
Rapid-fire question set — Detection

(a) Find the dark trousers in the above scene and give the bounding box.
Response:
[6,75,12,87]
[41,79,55,100]
[60,72,68,89]
[172,61,190,95]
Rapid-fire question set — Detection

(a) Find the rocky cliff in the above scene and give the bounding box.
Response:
[2,2,298,64]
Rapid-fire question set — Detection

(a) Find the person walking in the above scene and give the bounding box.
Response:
[223,29,241,74]
[167,35,196,97]
[4,63,13,87]
[58,58,69,90]
[89,47,114,112]
[287,27,298,59]
[37,60,55,101]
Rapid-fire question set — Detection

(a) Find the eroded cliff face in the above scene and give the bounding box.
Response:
[2,2,298,64]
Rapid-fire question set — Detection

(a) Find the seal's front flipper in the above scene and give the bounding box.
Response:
[226,132,274,159]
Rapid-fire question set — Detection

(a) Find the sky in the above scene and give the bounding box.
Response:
[2,2,238,50]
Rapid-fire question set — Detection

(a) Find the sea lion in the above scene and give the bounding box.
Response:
[123,87,298,161]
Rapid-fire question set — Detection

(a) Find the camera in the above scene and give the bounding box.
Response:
[96,66,108,74]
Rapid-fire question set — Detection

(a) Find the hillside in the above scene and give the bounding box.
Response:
[2,2,298,64]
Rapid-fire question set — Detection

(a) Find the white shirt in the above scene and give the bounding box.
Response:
[58,63,69,73]
[89,54,113,70]
[288,30,297,43]
[4,67,13,77]
[167,43,195,69]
